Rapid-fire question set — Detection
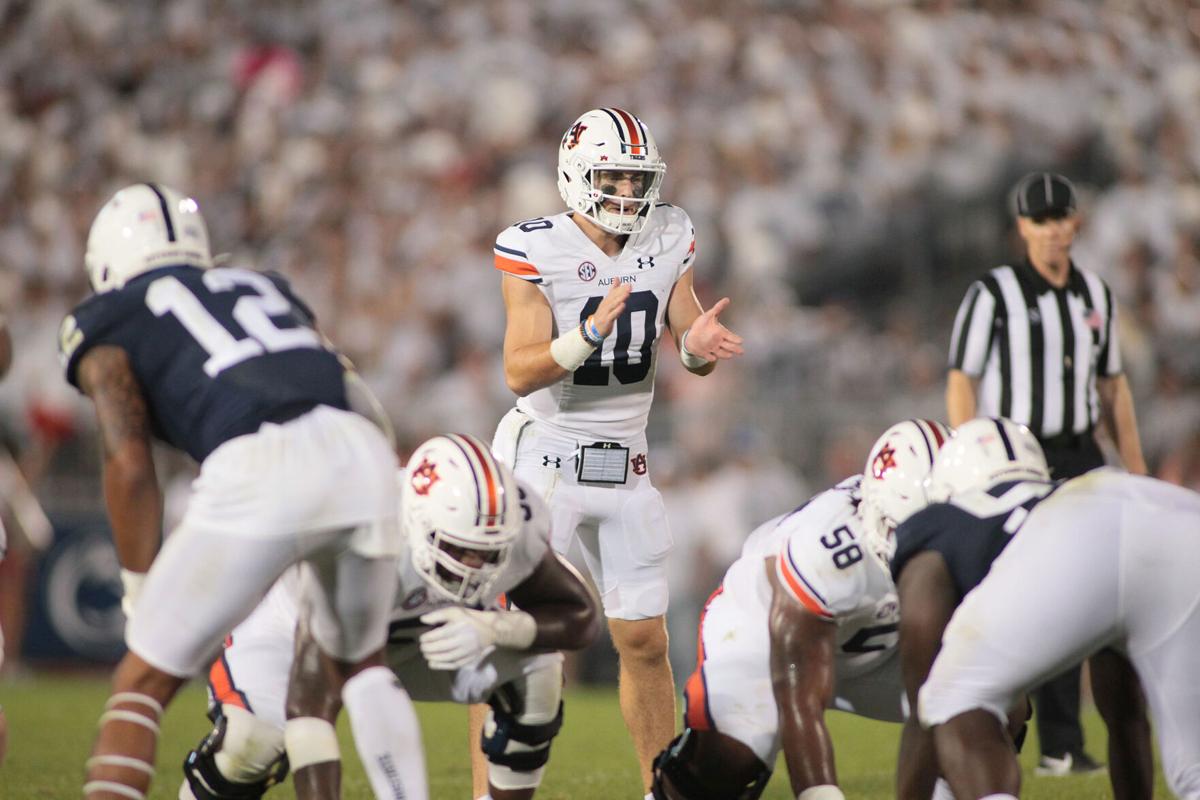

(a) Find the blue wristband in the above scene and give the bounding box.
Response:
[586,316,603,343]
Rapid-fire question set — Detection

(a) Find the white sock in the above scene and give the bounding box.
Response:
[931,777,956,800]
[979,795,1017,800]
[645,794,654,800]
[342,666,428,800]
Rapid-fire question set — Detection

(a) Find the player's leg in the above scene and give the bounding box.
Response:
[89,525,303,799]
[584,474,675,793]
[477,655,565,800]
[470,703,491,800]
[291,542,427,800]
[922,522,1122,800]
[1089,648,1153,799]
[653,588,773,800]
[608,616,675,791]
[179,581,297,799]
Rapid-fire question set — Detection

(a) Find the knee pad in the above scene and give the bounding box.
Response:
[482,660,563,790]
[181,705,288,800]
[650,730,771,800]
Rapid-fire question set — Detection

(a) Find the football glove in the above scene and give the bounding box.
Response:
[418,607,536,671]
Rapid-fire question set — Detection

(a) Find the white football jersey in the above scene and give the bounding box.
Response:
[723,476,900,679]
[495,205,697,442]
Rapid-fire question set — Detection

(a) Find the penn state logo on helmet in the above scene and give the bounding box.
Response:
[557,108,666,236]
[401,433,523,606]
[860,419,950,565]
[85,183,213,293]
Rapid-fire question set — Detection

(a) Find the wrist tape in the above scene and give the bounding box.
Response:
[550,320,600,372]
[679,329,710,369]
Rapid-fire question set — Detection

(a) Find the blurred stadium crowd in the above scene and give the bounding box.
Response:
[0,0,1197,673]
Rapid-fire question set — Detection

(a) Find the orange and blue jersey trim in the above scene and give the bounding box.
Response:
[207,647,251,712]
[777,545,834,619]
[683,585,723,731]
[494,243,541,282]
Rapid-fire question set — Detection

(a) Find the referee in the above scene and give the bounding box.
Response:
[945,172,1148,776]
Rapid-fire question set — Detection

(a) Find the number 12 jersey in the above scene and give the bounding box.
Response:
[60,265,348,462]
[494,205,696,442]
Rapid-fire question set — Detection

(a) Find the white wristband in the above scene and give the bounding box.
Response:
[550,325,599,372]
[679,329,710,369]
[120,569,147,619]
[797,786,845,800]
[491,609,537,650]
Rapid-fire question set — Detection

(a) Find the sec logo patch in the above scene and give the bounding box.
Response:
[578,261,596,281]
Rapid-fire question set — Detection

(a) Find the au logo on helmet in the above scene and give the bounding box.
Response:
[566,122,587,149]
[872,444,898,479]
[410,458,439,496]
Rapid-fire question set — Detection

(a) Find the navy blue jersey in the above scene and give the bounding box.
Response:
[891,481,1058,601]
[60,265,348,462]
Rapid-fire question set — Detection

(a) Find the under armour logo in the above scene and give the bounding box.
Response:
[636,255,655,270]
[543,456,562,469]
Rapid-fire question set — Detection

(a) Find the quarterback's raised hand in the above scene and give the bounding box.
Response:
[592,281,632,338]
[684,297,744,361]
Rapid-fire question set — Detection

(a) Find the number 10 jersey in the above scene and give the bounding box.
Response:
[494,205,696,442]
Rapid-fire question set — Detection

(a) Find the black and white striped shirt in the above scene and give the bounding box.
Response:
[947,260,1121,439]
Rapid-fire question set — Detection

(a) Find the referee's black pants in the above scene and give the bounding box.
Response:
[1034,434,1106,760]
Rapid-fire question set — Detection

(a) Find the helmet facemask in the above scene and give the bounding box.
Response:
[577,164,665,235]
[410,520,512,606]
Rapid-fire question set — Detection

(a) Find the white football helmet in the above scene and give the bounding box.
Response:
[85,183,212,293]
[860,419,951,565]
[557,108,666,235]
[402,433,523,606]
[925,417,1050,503]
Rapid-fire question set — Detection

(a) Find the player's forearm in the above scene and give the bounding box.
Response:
[504,344,571,396]
[102,454,162,572]
[779,711,838,794]
[945,370,977,427]
[1101,378,1147,474]
[522,600,600,652]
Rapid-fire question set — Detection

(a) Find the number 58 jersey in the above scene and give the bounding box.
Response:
[723,476,901,682]
[494,205,696,442]
[60,265,348,462]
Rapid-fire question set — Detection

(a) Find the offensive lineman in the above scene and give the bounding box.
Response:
[179,434,600,800]
[651,420,953,800]
[492,107,744,796]
[896,418,1200,799]
[62,184,416,800]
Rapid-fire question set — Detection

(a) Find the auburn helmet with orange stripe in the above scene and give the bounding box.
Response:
[402,433,523,605]
[860,419,951,566]
[557,108,666,235]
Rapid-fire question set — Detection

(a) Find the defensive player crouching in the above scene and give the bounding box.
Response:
[651,421,954,800]
[179,434,600,800]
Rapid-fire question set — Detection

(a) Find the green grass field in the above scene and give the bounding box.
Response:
[0,673,1173,798]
